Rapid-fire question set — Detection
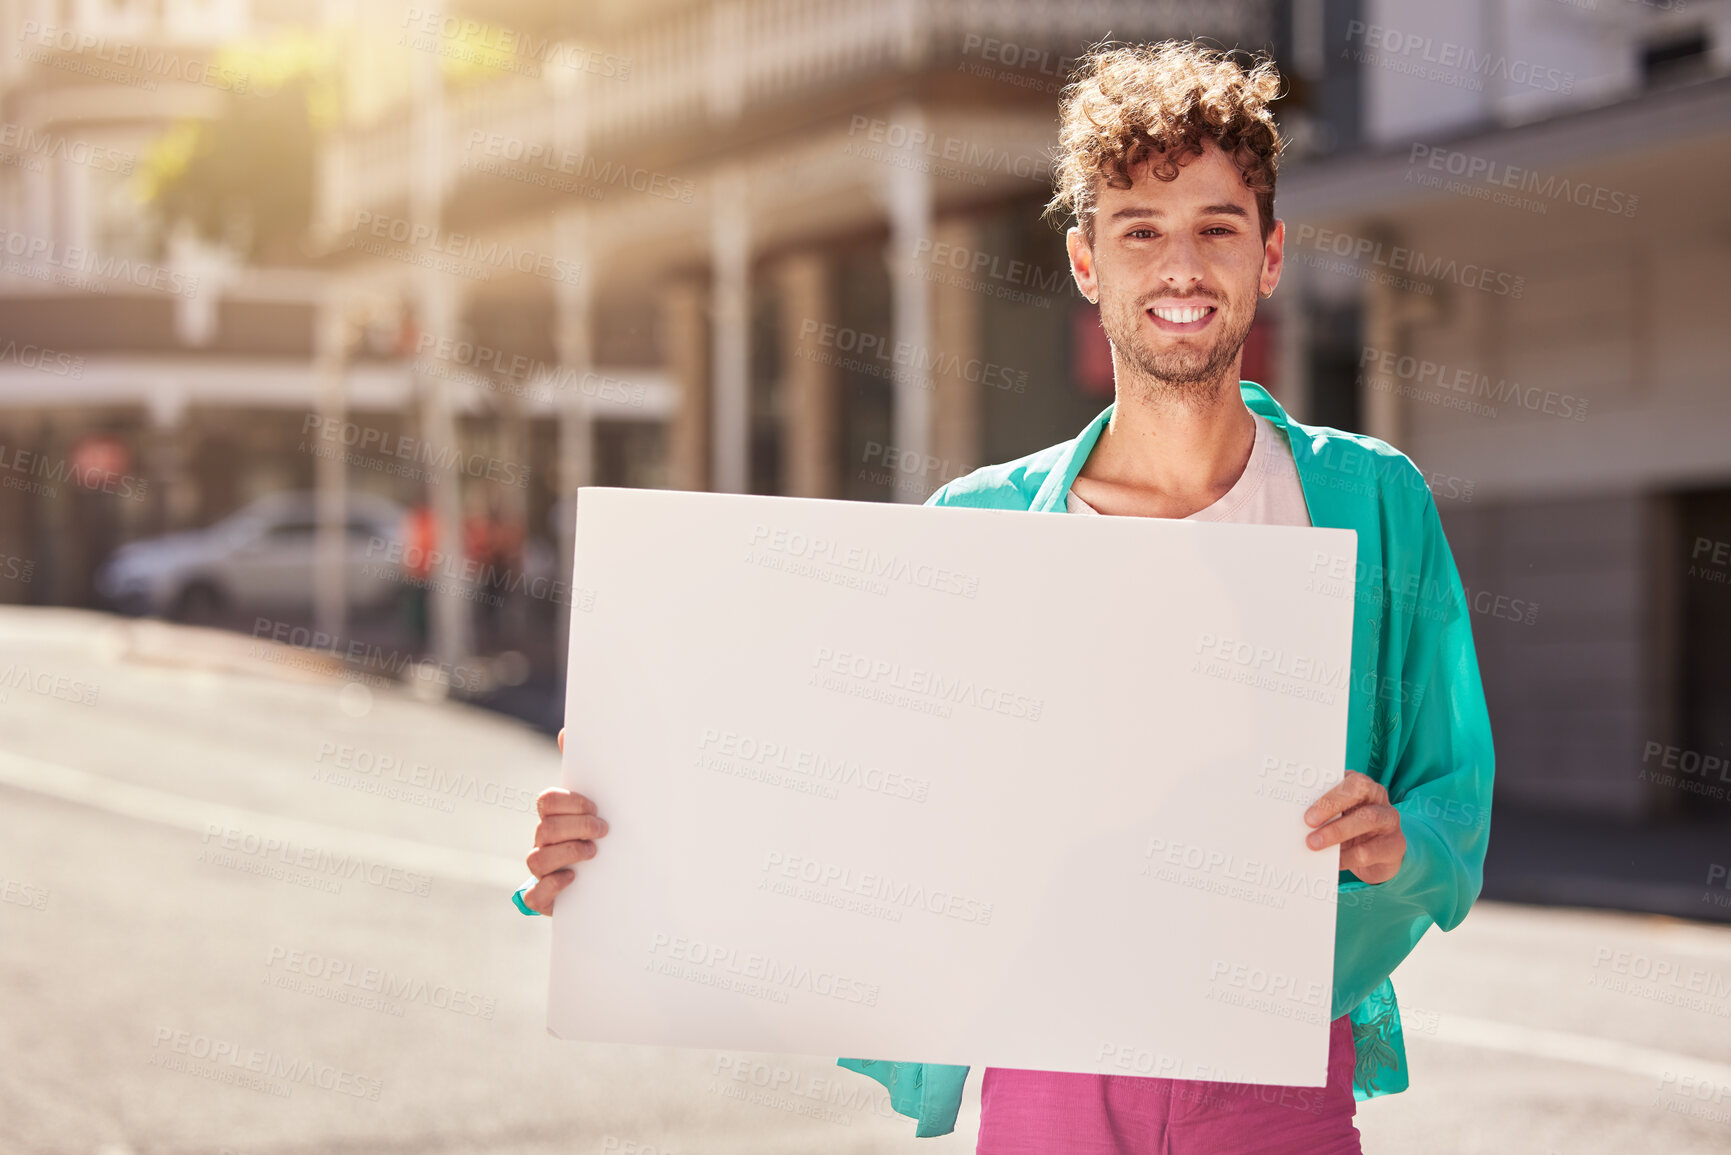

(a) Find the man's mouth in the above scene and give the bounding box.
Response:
[1145,302,1218,333]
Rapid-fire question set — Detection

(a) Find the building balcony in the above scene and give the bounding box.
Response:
[319,0,1273,234]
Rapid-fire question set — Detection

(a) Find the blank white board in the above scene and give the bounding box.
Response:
[550,487,1356,1085]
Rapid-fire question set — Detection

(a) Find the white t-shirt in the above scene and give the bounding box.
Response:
[1066,413,1312,527]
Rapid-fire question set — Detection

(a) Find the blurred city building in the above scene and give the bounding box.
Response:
[1,0,1729,828]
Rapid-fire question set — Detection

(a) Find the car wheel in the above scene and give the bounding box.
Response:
[172,581,228,625]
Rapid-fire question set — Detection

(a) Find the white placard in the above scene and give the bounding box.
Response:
[550,487,1356,1085]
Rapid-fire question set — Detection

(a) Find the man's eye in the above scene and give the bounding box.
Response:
[1127,228,1157,239]
[1203,226,1235,236]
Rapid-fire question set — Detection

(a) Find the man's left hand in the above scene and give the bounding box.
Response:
[1303,771,1406,885]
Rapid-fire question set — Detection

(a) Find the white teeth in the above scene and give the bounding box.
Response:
[1152,306,1211,323]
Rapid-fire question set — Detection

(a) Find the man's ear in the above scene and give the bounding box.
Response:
[1067,226,1098,305]
[1259,218,1285,298]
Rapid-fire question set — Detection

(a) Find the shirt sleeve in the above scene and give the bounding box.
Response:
[836,1058,969,1137]
[1333,489,1495,1014]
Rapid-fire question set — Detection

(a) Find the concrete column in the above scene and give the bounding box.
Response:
[312,301,349,640]
[776,253,836,499]
[34,416,72,606]
[553,208,594,654]
[883,105,933,503]
[142,386,193,533]
[928,217,981,496]
[20,131,51,241]
[1271,258,1311,424]
[418,275,470,668]
[711,166,750,494]
[406,36,470,669]
[409,29,445,240]
[665,279,710,491]
[1361,249,1402,447]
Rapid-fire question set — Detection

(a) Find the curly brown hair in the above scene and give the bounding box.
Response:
[1047,41,1284,241]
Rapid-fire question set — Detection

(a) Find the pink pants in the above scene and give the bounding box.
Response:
[975,1015,1362,1155]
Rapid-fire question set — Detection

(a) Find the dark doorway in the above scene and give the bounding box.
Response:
[1676,487,1731,820]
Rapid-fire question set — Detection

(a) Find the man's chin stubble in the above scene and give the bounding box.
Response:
[1107,319,1246,406]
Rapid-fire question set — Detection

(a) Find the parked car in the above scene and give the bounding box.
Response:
[95,491,409,621]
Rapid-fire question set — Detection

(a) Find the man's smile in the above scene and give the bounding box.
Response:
[1145,300,1219,334]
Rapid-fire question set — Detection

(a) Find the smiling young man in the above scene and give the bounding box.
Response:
[823,41,1496,1154]
[517,39,1494,1155]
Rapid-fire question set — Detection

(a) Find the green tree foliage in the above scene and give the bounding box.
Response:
[139,34,339,262]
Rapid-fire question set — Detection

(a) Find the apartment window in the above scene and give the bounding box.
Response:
[1308,299,1363,434]
[1642,29,1712,88]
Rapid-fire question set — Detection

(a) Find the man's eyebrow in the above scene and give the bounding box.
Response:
[1107,203,1252,222]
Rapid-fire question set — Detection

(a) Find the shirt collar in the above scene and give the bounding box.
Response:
[1029,382,1297,514]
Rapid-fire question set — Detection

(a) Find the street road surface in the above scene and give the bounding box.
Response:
[1,608,1726,1153]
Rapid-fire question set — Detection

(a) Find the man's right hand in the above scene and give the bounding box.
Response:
[521,728,610,915]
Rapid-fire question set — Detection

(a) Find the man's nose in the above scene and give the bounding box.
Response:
[1156,231,1206,288]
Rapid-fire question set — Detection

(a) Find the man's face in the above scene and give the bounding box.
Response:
[1067,141,1283,401]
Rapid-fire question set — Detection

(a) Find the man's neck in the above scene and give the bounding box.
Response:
[1071,367,1255,519]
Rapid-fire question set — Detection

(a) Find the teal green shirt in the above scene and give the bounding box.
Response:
[516,383,1495,1140]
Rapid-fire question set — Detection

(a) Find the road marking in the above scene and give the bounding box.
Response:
[1429,1012,1731,1087]
[0,749,524,888]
